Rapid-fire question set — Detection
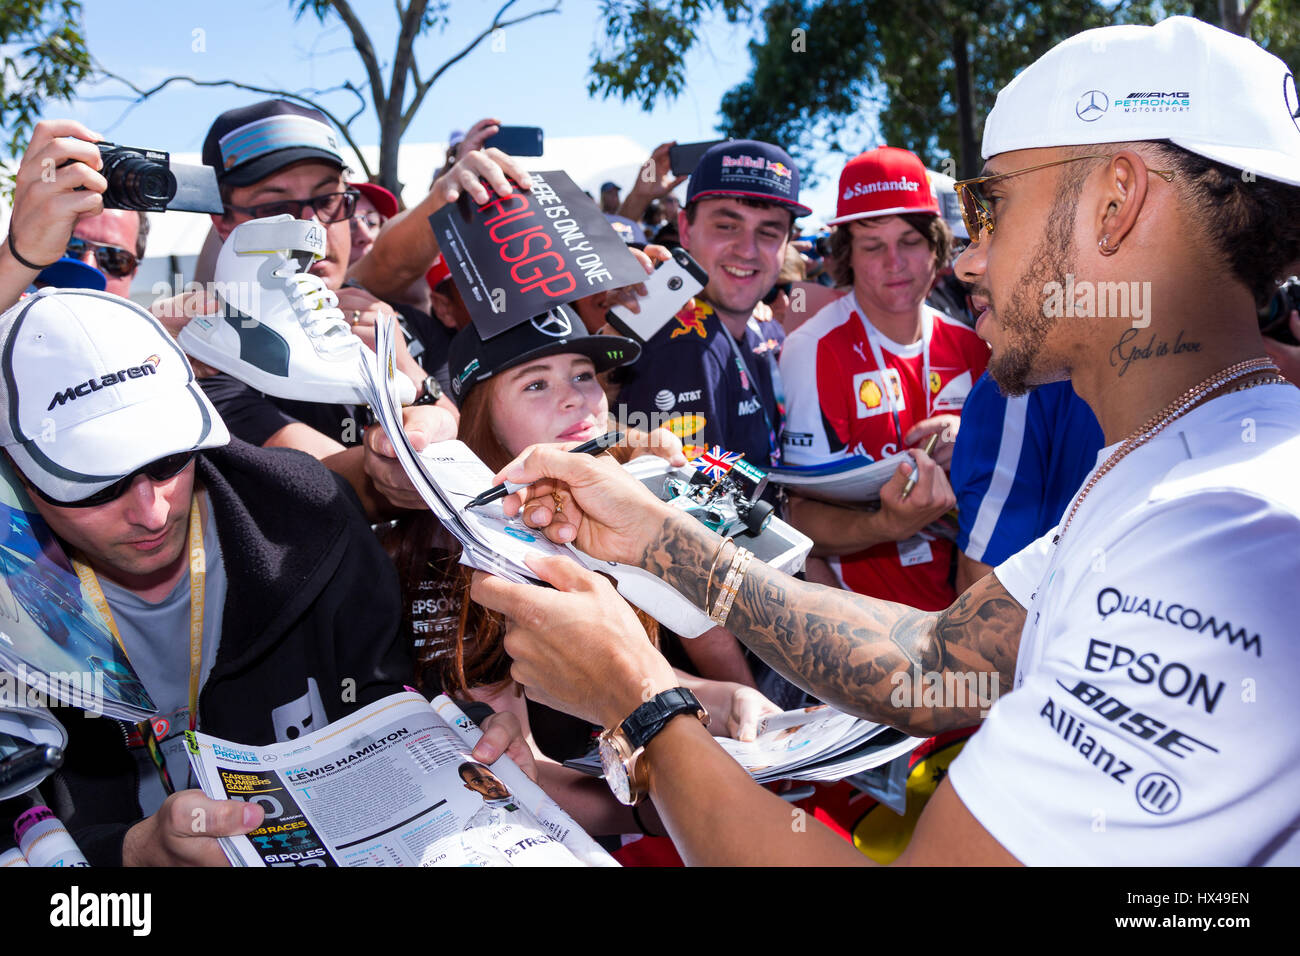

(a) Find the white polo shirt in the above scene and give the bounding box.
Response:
[948,383,1300,865]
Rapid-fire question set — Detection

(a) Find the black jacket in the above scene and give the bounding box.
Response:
[45,439,413,865]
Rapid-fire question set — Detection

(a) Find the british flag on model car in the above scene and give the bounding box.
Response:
[689,445,744,482]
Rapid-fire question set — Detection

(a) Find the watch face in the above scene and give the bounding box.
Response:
[599,736,634,805]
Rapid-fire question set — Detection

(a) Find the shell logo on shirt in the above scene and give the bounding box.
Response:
[853,369,905,418]
[670,301,711,340]
[860,378,883,408]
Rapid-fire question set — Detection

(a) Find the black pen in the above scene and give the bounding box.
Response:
[465,431,624,509]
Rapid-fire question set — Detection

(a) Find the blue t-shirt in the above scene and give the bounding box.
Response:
[950,372,1105,565]
[614,298,785,470]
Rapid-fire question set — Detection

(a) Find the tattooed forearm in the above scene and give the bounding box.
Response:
[638,515,1027,735]
[934,579,1024,690]
[639,512,717,607]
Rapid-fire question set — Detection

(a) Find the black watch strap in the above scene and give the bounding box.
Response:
[620,688,704,751]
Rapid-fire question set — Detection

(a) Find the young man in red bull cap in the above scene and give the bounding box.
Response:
[472,16,1300,865]
[616,139,811,475]
[611,139,811,690]
[779,146,990,613]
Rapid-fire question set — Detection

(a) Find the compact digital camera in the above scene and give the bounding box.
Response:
[95,143,223,214]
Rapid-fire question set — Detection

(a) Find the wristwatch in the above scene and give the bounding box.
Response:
[412,374,444,405]
[598,687,708,806]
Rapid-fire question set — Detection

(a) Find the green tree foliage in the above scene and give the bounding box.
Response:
[720,0,1119,178]
[0,0,91,159]
[588,0,754,107]
[718,1,1297,180]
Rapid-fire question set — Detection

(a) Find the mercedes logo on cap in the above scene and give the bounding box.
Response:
[531,309,573,338]
[1075,90,1108,122]
[1285,73,1300,133]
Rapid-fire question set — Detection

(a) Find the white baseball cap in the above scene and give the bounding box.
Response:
[982,16,1300,187]
[0,288,229,504]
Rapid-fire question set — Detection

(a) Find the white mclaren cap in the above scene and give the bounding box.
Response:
[0,288,229,503]
[982,16,1300,186]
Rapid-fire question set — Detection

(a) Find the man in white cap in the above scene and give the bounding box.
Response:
[468,16,1300,865]
[0,289,527,866]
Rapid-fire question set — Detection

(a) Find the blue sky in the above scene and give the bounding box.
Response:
[54,0,854,220]
[70,1,749,149]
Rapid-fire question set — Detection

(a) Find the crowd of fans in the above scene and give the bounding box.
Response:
[0,13,1297,867]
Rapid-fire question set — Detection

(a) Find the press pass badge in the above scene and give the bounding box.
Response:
[896,534,934,567]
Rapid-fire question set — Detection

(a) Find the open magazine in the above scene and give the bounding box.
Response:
[566,704,924,785]
[0,457,154,722]
[359,315,809,638]
[185,691,617,867]
[765,454,912,504]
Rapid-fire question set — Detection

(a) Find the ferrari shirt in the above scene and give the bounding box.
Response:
[779,295,989,609]
[948,384,1300,865]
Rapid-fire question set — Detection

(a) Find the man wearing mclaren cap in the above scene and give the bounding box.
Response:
[470,17,1300,866]
[0,289,526,866]
[780,145,990,614]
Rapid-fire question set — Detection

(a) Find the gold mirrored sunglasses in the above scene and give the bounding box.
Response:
[952,154,1175,241]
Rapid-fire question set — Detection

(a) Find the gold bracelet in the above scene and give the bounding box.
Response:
[709,547,752,626]
[703,534,733,613]
[712,549,751,625]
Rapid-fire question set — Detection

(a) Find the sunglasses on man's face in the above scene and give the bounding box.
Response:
[227,189,359,225]
[30,452,196,509]
[65,237,139,278]
[952,154,1176,242]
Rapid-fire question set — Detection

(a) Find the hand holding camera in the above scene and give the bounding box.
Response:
[5,120,107,272]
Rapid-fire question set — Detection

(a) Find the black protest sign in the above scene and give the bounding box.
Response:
[429,170,647,339]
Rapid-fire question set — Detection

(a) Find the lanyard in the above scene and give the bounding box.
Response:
[73,495,206,796]
[719,313,782,464]
[853,296,933,446]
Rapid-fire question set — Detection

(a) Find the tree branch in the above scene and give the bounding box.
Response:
[1242,0,1265,28]
[388,0,431,132]
[91,63,376,181]
[324,0,389,119]
[399,0,561,131]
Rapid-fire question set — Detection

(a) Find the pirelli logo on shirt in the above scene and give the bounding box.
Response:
[853,369,905,418]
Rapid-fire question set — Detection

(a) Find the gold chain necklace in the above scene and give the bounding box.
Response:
[1055,357,1287,543]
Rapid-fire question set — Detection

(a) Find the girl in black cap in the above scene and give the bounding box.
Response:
[384,312,779,847]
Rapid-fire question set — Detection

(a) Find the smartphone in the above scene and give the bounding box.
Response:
[607,247,709,342]
[669,139,728,177]
[483,125,544,157]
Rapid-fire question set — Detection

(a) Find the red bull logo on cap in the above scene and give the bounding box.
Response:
[721,154,769,170]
